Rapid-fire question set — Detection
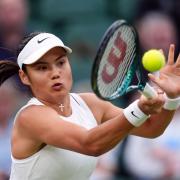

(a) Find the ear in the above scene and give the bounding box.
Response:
[19,69,31,86]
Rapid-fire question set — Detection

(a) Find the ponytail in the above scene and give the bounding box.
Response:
[0,60,19,86]
[0,32,43,86]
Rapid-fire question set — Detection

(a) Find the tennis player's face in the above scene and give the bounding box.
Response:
[21,47,73,102]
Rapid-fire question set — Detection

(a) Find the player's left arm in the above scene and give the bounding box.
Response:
[81,45,180,138]
[130,109,175,138]
[80,92,122,125]
[80,92,173,138]
[132,44,180,137]
[95,92,177,138]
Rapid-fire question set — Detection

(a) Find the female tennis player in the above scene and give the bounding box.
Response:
[0,32,180,180]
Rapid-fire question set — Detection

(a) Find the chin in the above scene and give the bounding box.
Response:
[53,90,69,98]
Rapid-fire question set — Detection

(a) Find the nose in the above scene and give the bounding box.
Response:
[51,65,61,80]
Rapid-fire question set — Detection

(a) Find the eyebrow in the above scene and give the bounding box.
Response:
[55,55,66,61]
[32,61,48,66]
[32,54,67,66]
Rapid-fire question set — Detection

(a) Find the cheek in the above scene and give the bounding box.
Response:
[65,66,73,88]
[28,72,49,90]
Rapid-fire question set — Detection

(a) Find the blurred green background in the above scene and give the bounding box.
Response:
[27,0,141,108]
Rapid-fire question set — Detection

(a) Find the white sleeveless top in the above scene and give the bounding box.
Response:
[10,93,98,180]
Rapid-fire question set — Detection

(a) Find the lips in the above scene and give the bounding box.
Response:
[52,83,63,91]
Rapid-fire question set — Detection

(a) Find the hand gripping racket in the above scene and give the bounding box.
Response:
[91,20,157,100]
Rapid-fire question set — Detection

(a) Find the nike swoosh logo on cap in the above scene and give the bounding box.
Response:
[131,111,140,119]
[37,37,50,43]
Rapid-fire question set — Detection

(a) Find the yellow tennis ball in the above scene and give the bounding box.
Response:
[142,49,165,72]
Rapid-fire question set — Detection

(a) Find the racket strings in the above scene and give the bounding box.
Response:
[97,25,136,98]
[116,26,136,88]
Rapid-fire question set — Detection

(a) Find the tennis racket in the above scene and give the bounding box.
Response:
[91,19,157,100]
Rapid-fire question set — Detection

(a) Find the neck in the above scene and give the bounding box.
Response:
[36,95,72,116]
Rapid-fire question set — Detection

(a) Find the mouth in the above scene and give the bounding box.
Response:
[52,83,63,91]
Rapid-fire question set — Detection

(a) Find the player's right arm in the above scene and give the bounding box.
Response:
[12,88,165,159]
[12,104,134,159]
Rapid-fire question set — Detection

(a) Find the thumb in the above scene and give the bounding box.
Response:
[148,73,161,88]
[148,73,157,82]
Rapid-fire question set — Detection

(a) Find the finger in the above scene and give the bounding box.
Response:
[145,94,164,106]
[159,49,164,55]
[175,53,180,67]
[151,92,165,105]
[153,85,163,93]
[149,73,169,83]
[148,74,161,89]
[148,73,158,82]
[156,93,165,106]
[157,90,165,101]
[167,44,175,65]
[156,88,164,95]
[148,73,168,91]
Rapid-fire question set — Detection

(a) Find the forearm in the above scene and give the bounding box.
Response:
[84,114,134,156]
[130,92,180,138]
[82,99,152,156]
[131,109,176,138]
[148,109,175,136]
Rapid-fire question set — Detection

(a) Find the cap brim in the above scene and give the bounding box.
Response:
[17,33,72,69]
[23,42,72,65]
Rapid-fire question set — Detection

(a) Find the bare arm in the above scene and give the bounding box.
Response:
[83,44,180,138]
[81,92,175,138]
[16,105,134,157]
[130,108,175,138]
[134,44,180,137]
[14,89,173,157]
[14,45,180,157]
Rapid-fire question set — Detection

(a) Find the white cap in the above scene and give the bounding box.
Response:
[17,33,72,69]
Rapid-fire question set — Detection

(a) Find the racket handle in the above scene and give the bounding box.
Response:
[142,83,157,98]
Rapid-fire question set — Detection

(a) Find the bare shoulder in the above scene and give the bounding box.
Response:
[17,105,56,121]
[79,92,111,109]
[79,92,102,104]
[16,105,57,134]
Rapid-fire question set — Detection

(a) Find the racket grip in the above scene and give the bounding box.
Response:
[142,83,157,98]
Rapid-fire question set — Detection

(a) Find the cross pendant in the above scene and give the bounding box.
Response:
[59,104,64,112]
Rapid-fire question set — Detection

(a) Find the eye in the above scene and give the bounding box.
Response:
[36,65,48,71]
[57,58,66,66]
[58,61,64,65]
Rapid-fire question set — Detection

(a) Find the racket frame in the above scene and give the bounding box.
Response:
[91,20,140,100]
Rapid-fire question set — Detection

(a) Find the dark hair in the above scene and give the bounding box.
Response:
[0,32,42,86]
[17,32,41,55]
